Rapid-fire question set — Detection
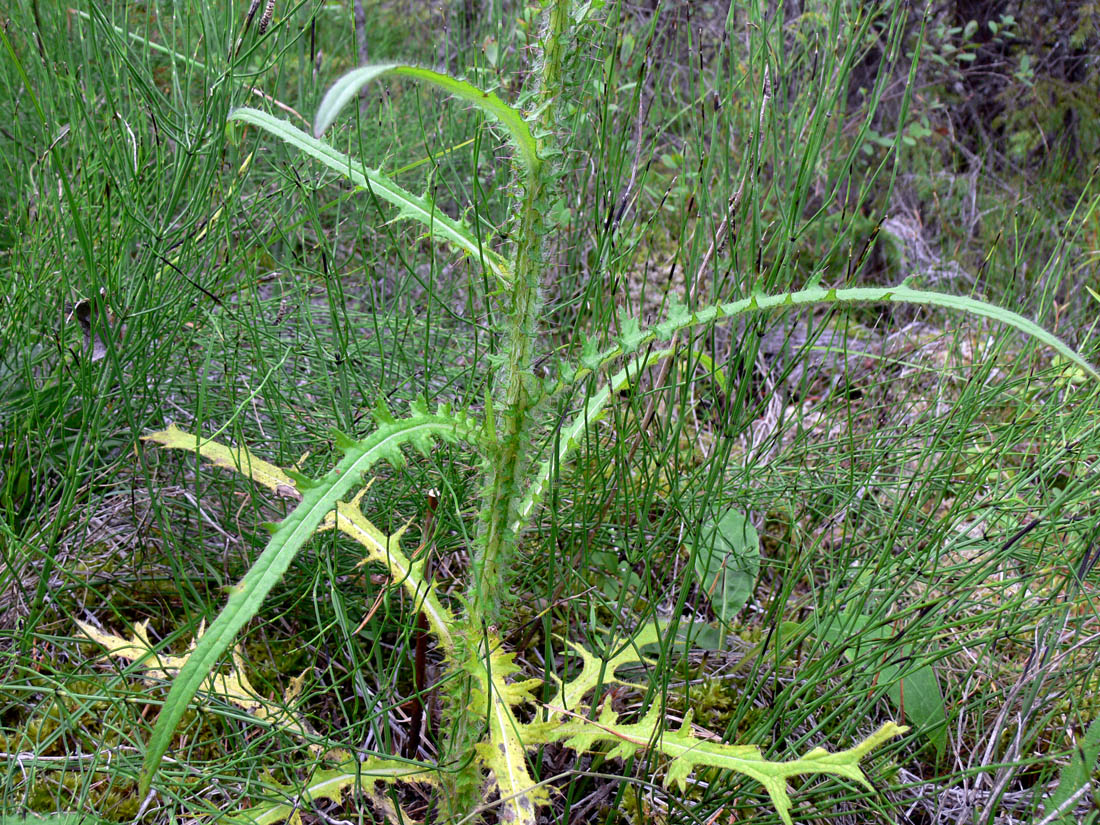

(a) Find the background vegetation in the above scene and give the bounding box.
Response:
[1,0,1098,822]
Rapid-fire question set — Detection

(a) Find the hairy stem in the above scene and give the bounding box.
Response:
[444,2,572,816]
[467,0,571,630]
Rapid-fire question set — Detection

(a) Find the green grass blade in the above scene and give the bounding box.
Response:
[228,107,512,286]
[138,412,475,797]
[70,7,209,73]
[312,64,538,176]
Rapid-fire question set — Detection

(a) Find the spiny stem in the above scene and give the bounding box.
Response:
[467,0,571,630]
[446,3,573,816]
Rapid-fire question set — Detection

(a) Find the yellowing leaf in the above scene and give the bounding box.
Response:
[536,622,907,825]
[319,487,455,653]
[220,758,438,825]
[143,424,301,500]
[76,620,317,747]
[550,711,907,825]
[472,639,550,825]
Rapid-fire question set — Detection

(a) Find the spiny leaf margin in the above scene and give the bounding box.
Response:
[138,407,480,797]
[561,285,1100,391]
[470,641,549,825]
[219,757,438,825]
[143,423,300,499]
[77,620,316,747]
[548,708,906,825]
[319,490,457,653]
[229,107,512,286]
[528,624,904,825]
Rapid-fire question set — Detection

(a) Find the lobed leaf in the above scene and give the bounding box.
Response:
[77,620,316,746]
[532,286,1097,545]
[543,623,665,718]
[528,621,905,824]
[550,708,906,825]
[470,641,550,825]
[319,488,457,654]
[138,409,478,797]
[220,757,438,825]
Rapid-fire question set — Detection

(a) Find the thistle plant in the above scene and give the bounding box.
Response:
[101,3,1100,823]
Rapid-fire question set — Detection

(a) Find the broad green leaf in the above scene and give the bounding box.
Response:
[812,611,946,759]
[312,64,539,176]
[228,107,512,287]
[138,409,477,797]
[883,657,946,761]
[1043,716,1100,824]
[669,620,725,651]
[689,507,760,623]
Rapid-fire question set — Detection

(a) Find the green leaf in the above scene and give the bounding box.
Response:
[529,622,906,825]
[884,657,946,761]
[690,508,760,623]
[312,64,539,177]
[669,620,724,651]
[513,348,673,535]
[614,311,645,354]
[283,467,317,490]
[1043,716,1100,824]
[691,350,729,395]
[585,285,1100,387]
[228,107,512,287]
[138,410,477,797]
[812,611,946,759]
